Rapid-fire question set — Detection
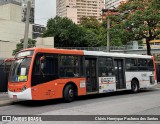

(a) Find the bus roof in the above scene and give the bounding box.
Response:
[19,47,152,59]
[84,51,152,59]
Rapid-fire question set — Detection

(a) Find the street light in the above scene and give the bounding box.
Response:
[102,9,119,52]
[23,0,31,49]
[107,17,110,52]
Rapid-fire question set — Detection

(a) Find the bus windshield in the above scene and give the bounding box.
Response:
[9,57,31,82]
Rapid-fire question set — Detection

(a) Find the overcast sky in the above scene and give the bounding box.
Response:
[35,0,56,26]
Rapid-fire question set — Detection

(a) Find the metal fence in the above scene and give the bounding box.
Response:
[56,45,146,51]
[56,45,160,51]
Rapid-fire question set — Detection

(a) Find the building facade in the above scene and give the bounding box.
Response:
[0,3,33,58]
[0,0,35,23]
[102,0,128,20]
[105,0,127,9]
[32,24,45,39]
[56,0,104,24]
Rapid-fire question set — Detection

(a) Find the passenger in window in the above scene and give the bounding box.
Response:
[40,56,46,77]
[74,59,78,66]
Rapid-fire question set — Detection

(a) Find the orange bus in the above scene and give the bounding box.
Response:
[8,48,157,102]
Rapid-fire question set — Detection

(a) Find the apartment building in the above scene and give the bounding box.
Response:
[0,1,53,58]
[56,0,105,24]
[105,0,127,9]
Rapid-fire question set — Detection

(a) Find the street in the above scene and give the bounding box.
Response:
[0,88,160,124]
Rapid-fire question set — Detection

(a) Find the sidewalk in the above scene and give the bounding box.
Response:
[153,82,160,88]
[0,92,15,107]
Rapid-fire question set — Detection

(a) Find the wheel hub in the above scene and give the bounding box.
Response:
[133,83,137,91]
[69,89,74,97]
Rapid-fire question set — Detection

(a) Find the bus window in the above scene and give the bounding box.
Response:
[138,59,148,70]
[98,57,114,77]
[4,61,12,72]
[148,59,154,71]
[126,59,137,71]
[9,58,31,82]
[32,53,58,86]
[59,55,80,77]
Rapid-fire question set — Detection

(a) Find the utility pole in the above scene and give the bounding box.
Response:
[107,17,110,52]
[23,0,31,49]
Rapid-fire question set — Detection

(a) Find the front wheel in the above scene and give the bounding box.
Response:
[131,80,139,93]
[63,85,75,102]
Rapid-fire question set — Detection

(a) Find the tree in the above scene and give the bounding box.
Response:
[80,16,100,29]
[43,16,98,47]
[12,38,36,55]
[43,16,78,47]
[80,16,106,46]
[108,0,160,55]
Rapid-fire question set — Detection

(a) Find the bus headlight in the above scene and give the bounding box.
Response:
[21,85,27,92]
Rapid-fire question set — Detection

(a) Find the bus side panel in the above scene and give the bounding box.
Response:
[125,71,152,89]
[31,78,86,100]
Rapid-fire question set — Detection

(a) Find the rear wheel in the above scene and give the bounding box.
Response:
[131,80,139,93]
[63,84,75,102]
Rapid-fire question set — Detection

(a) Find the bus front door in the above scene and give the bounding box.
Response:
[85,58,97,93]
[114,59,126,89]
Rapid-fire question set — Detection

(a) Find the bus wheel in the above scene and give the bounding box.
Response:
[131,80,139,93]
[63,84,75,102]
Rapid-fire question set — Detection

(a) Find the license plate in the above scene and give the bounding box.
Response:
[13,95,17,99]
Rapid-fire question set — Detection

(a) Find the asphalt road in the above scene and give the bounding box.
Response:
[0,88,160,124]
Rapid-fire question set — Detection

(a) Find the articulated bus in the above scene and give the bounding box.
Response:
[8,48,157,102]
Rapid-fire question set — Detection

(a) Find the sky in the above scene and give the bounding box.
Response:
[35,0,56,26]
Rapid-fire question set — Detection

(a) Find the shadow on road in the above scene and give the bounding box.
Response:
[76,88,157,101]
[11,88,157,107]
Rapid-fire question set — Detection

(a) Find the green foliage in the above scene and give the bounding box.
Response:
[43,16,83,47]
[12,38,36,55]
[108,0,160,55]
[79,16,100,29]
[80,16,106,46]
[43,16,101,47]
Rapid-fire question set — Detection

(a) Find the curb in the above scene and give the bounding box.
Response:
[152,83,160,88]
[0,92,15,107]
[0,100,14,107]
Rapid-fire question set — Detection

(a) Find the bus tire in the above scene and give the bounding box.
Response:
[131,80,139,93]
[63,84,75,102]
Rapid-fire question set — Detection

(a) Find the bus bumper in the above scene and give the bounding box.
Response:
[8,88,32,100]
